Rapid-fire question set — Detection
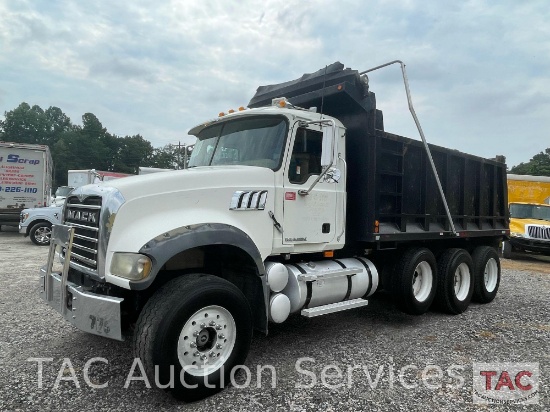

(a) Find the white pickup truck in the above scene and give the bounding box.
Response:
[19,205,62,245]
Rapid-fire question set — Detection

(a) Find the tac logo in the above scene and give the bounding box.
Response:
[473,362,539,405]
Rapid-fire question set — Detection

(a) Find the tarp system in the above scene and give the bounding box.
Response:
[248,62,379,122]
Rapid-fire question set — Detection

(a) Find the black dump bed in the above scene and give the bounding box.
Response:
[249,63,508,246]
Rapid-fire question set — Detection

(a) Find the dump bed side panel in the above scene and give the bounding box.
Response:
[368,131,508,242]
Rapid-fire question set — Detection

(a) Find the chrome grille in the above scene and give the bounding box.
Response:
[64,196,101,270]
[527,225,550,240]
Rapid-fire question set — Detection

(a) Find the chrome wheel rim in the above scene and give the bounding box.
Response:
[177,305,236,377]
[35,226,52,244]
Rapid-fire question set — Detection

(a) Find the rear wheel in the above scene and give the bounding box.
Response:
[391,248,437,315]
[435,249,474,314]
[133,274,253,401]
[29,222,52,246]
[472,246,501,303]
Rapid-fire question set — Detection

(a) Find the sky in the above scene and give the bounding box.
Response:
[0,0,548,168]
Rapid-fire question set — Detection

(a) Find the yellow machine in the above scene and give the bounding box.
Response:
[504,174,550,257]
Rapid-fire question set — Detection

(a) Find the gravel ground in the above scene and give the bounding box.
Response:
[0,226,548,411]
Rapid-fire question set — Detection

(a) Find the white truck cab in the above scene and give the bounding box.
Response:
[187,103,347,254]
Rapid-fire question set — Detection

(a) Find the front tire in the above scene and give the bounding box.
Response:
[472,246,501,303]
[133,274,253,401]
[391,248,437,315]
[29,222,52,246]
[434,249,474,314]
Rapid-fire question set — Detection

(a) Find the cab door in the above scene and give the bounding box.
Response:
[282,123,338,245]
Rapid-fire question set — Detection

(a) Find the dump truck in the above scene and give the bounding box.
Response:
[503,174,550,257]
[39,61,508,400]
[0,142,52,229]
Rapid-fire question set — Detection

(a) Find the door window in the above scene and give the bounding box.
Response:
[288,127,323,184]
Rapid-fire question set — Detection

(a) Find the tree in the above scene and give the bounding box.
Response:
[113,135,155,174]
[44,107,72,146]
[149,144,188,169]
[2,101,189,188]
[73,113,115,171]
[81,113,107,140]
[1,103,49,144]
[510,149,550,176]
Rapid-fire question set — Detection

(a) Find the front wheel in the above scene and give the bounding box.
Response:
[29,222,52,246]
[133,274,253,401]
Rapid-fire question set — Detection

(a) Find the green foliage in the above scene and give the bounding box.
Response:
[1,102,188,188]
[509,149,550,177]
[150,144,190,170]
[1,103,50,144]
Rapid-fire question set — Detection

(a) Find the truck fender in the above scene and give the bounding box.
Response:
[133,222,269,332]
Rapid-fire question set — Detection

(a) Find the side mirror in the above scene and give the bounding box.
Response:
[321,125,335,168]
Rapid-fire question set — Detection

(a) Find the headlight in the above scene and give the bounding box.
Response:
[20,212,29,223]
[510,232,524,238]
[110,253,152,281]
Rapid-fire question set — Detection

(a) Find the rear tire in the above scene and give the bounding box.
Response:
[472,246,500,303]
[434,249,474,314]
[133,274,253,401]
[29,222,52,246]
[391,248,437,315]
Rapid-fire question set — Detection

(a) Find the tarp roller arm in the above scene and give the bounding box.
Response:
[360,60,457,235]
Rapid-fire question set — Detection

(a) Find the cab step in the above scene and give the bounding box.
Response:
[301,298,368,318]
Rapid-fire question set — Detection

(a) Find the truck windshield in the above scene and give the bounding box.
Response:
[509,203,550,221]
[55,186,74,197]
[188,116,287,170]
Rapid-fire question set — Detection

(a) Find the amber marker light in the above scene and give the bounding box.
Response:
[324,250,334,258]
[374,220,380,233]
[337,84,343,90]
[238,106,246,111]
[218,112,225,117]
[228,109,235,113]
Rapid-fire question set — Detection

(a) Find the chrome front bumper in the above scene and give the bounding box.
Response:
[39,224,124,341]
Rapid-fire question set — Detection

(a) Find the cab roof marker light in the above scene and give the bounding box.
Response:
[228,109,235,114]
[218,112,225,117]
[238,106,246,111]
[272,97,289,108]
